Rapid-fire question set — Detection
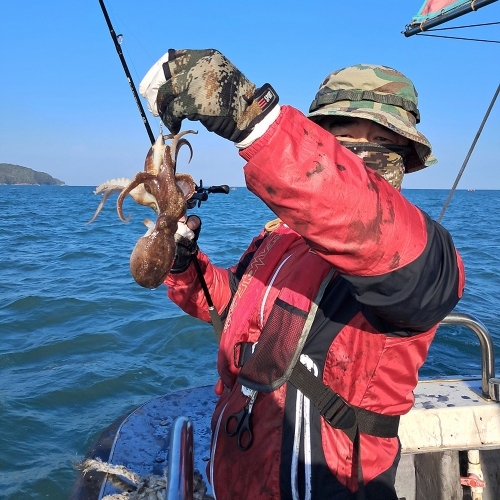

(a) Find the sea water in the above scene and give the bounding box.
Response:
[1,186,499,499]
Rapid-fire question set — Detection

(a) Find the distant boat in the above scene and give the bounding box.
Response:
[468,189,476,192]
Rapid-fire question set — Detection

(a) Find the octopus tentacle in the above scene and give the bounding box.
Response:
[163,144,174,175]
[144,133,166,175]
[170,130,197,166]
[86,187,121,225]
[172,138,194,167]
[117,172,157,222]
[87,178,132,224]
[175,173,196,200]
[142,219,155,237]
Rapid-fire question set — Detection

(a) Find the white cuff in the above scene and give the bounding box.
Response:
[235,105,281,149]
[139,52,171,116]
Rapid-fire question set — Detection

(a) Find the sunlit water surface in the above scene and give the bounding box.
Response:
[1,186,499,498]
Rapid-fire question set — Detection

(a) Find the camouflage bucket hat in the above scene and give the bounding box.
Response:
[308,64,436,173]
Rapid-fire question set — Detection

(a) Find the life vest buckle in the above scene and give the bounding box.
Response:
[320,393,356,430]
[233,342,254,369]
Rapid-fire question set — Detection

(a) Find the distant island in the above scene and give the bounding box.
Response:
[0,163,65,186]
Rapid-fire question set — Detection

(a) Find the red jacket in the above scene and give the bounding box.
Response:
[165,106,465,499]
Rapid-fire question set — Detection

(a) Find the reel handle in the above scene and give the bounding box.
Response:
[208,185,230,194]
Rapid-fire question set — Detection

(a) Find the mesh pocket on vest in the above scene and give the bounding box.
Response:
[237,298,308,392]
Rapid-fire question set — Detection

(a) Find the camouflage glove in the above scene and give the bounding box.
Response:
[170,216,202,274]
[143,49,279,142]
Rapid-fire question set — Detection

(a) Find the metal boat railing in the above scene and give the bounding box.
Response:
[166,416,194,500]
[441,312,500,401]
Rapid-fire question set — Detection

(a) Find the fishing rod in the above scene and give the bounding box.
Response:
[98,0,155,144]
[438,83,500,223]
[98,0,225,339]
[97,0,229,203]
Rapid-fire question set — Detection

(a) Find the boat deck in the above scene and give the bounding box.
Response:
[401,378,500,453]
[72,379,500,499]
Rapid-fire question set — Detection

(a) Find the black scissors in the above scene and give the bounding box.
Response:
[224,392,257,451]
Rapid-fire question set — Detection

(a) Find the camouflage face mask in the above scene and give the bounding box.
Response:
[338,142,411,190]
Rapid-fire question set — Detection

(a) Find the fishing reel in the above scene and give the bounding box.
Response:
[187,179,230,209]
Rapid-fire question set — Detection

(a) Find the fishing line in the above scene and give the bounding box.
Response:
[104,0,163,130]
[416,18,500,42]
[98,0,155,143]
[438,84,500,223]
[104,0,157,61]
[416,33,500,42]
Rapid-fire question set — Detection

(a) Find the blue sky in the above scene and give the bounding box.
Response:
[1,0,499,189]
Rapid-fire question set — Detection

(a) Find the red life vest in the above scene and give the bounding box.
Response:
[208,222,436,498]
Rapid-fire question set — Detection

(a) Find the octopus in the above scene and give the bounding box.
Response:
[88,131,197,289]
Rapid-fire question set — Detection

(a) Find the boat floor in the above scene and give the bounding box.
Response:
[71,378,500,499]
[70,387,215,499]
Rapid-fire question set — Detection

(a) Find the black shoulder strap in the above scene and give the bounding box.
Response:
[289,361,401,500]
[288,361,400,440]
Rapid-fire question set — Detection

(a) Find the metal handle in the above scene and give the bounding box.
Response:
[440,313,497,400]
[166,416,194,500]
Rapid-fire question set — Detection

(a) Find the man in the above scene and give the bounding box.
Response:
[140,50,464,499]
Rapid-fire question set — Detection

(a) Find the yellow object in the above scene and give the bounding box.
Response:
[265,218,282,232]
